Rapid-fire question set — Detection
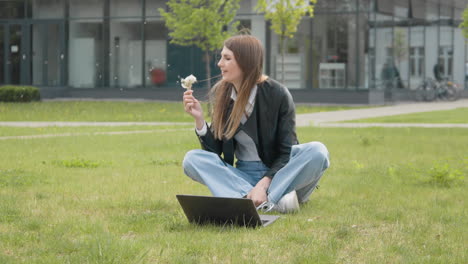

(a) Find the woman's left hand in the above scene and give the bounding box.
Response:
[247,177,272,207]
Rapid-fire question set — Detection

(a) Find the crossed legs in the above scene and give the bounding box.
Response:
[183,142,330,205]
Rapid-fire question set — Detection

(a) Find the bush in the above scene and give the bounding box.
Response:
[52,158,101,168]
[425,162,465,188]
[0,85,41,102]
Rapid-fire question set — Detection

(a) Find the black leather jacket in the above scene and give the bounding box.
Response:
[197,78,298,179]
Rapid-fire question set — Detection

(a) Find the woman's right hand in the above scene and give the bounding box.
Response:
[183,90,204,127]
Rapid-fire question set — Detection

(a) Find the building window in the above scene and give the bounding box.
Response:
[33,0,64,19]
[0,25,4,84]
[69,21,104,88]
[311,14,356,89]
[385,47,393,63]
[69,0,103,18]
[110,20,143,88]
[144,21,167,87]
[368,47,375,82]
[0,1,25,19]
[438,46,453,78]
[410,47,424,77]
[319,63,346,89]
[465,43,468,89]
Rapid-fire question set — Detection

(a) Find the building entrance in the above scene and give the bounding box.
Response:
[0,21,64,86]
[0,23,30,85]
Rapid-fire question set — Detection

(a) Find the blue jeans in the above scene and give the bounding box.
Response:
[183,141,330,204]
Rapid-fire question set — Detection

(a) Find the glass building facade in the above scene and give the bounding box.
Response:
[0,0,466,99]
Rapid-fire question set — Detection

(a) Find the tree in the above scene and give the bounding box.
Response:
[255,0,317,83]
[159,0,240,89]
[393,28,407,69]
[460,6,468,39]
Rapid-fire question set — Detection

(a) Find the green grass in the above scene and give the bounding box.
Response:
[348,107,468,124]
[0,125,466,263]
[295,105,371,114]
[0,101,368,122]
[0,101,196,122]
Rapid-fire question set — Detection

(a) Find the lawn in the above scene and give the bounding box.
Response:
[0,101,368,122]
[0,101,196,122]
[347,107,468,124]
[0,123,466,263]
[295,104,371,115]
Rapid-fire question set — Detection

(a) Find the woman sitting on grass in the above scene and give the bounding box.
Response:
[182,34,330,213]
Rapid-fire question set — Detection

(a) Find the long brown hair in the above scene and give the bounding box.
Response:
[210,35,264,140]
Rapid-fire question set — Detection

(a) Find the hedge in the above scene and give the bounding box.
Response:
[0,85,41,102]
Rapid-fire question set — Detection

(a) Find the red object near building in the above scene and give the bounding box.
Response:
[151,68,166,85]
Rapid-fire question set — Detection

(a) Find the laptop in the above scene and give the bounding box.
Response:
[176,194,280,228]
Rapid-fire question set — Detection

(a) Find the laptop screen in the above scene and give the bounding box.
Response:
[176,195,263,227]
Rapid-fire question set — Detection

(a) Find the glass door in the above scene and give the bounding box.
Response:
[0,24,4,84]
[0,23,31,85]
[0,21,64,86]
[32,21,65,86]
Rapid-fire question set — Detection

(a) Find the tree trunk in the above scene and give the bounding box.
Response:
[204,50,212,117]
[280,36,285,84]
[205,51,211,89]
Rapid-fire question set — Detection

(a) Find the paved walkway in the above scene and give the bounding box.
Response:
[0,128,192,141]
[296,99,468,127]
[0,99,467,130]
[0,121,192,127]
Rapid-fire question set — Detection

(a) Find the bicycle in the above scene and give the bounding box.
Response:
[414,77,461,102]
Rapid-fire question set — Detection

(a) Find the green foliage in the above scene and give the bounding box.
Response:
[0,85,40,102]
[158,0,240,88]
[393,29,407,65]
[256,0,316,82]
[256,0,316,39]
[460,6,468,38]
[52,158,102,168]
[358,134,384,146]
[424,162,465,188]
[150,159,182,166]
[295,104,373,114]
[158,0,240,52]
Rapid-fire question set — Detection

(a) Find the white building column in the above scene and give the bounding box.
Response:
[453,28,465,87]
[250,0,267,72]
